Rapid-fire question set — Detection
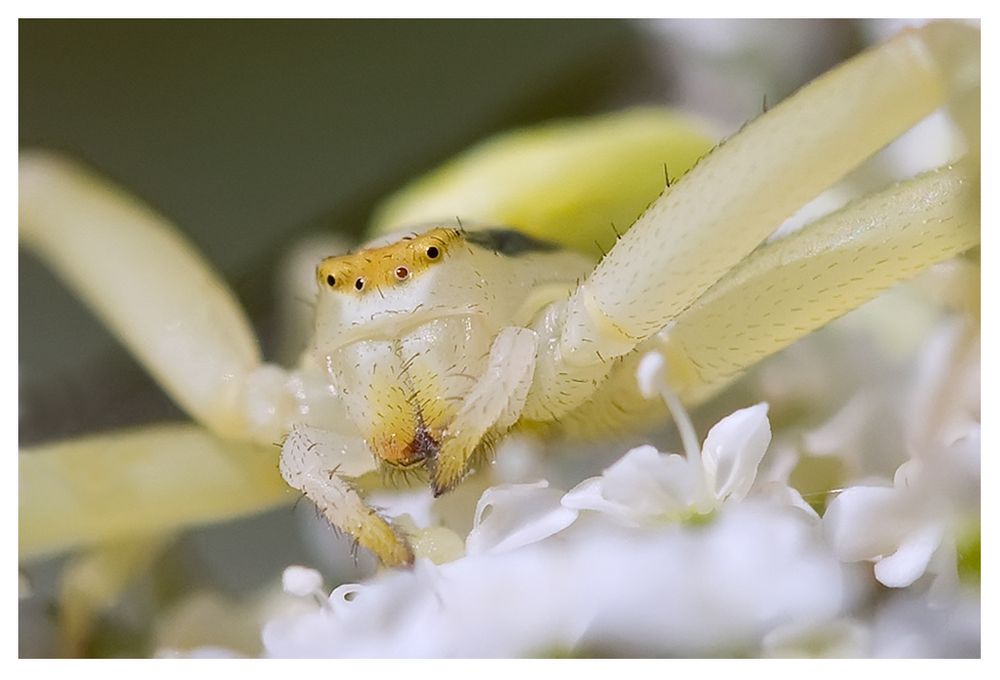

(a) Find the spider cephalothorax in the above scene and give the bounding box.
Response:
[311,227,591,471]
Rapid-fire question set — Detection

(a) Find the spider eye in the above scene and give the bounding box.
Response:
[355,278,365,291]
[326,274,336,287]
[395,266,409,280]
[426,246,440,259]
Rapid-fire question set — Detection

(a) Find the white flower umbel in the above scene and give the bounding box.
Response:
[263,500,847,658]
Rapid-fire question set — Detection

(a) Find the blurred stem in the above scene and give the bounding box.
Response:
[58,535,171,657]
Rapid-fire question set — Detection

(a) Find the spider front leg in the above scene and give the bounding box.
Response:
[20,425,292,560]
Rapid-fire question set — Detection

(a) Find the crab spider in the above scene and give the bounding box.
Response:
[20,21,979,573]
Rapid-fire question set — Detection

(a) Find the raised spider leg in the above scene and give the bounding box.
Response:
[556,159,980,425]
[524,21,978,417]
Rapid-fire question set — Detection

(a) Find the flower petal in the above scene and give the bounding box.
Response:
[823,486,906,562]
[599,445,698,520]
[755,480,820,521]
[465,481,578,556]
[874,523,944,588]
[701,403,772,502]
[561,477,633,520]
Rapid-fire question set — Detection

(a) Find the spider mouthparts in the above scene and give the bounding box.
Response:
[376,422,441,471]
[409,425,440,463]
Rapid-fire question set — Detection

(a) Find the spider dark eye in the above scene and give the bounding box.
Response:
[326,274,336,287]
[355,278,365,290]
[426,246,440,259]
[395,266,409,280]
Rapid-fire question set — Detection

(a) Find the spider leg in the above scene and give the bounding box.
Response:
[564,158,979,427]
[19,424,298,561]
[280,424,414,567]
[19,152,304,444]
[550,21,978,376]
[660,161,979,404]
[531,160,978,439]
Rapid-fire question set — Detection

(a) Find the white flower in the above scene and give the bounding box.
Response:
[562,401,815,523]
[822,319,980,596]
[261,358,854,657]
[465,480,578,556]
[824,463,935,588]
[823,429,979,593]
[262,381,864,657]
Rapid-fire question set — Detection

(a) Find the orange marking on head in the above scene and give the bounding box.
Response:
[316,227,462,294]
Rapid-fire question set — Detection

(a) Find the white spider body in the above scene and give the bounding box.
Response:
[310,226,592,470]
